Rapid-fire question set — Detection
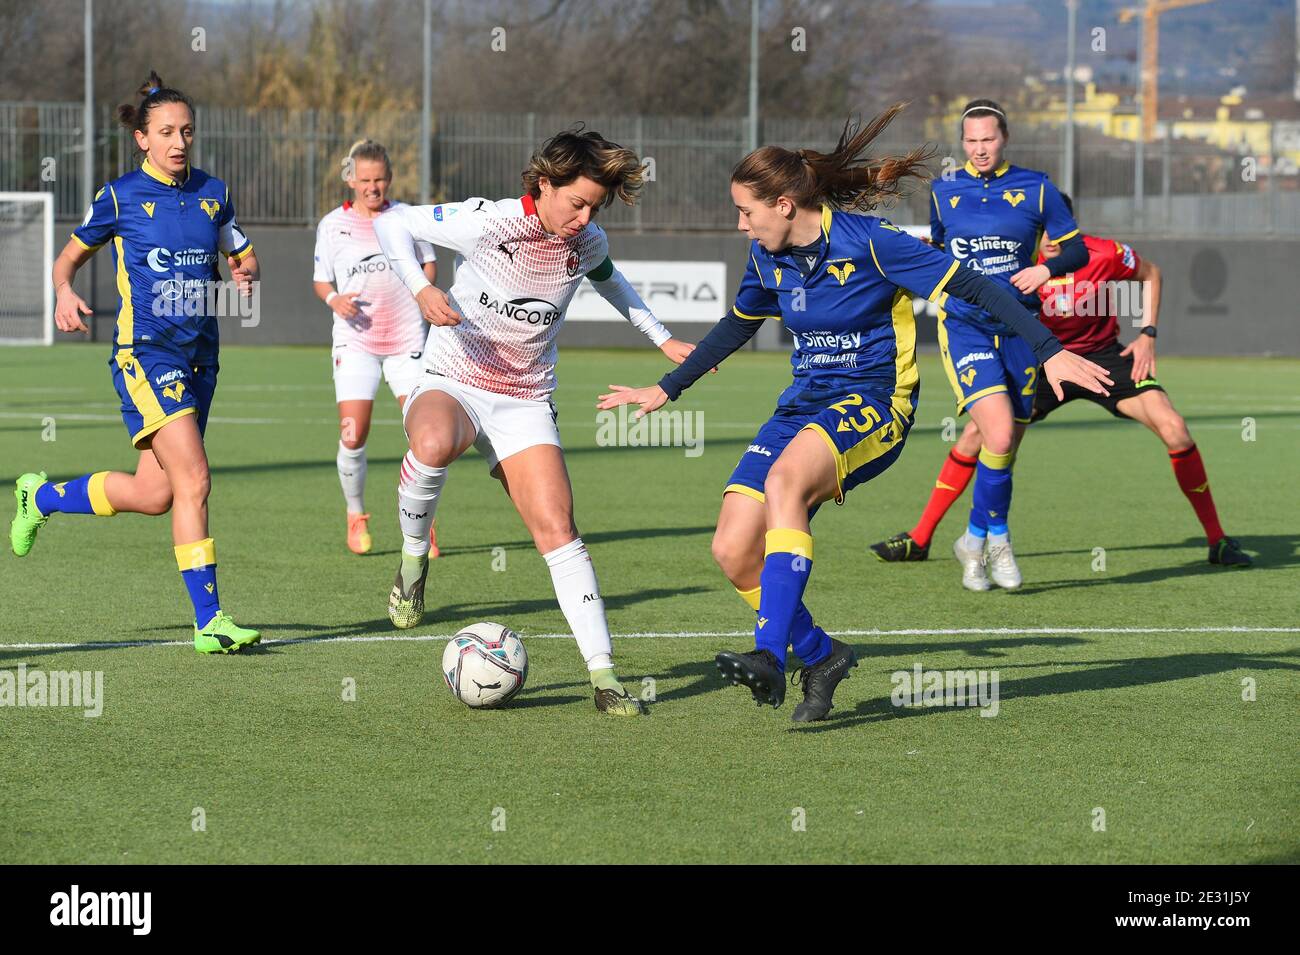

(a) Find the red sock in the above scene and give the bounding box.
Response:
[910,449,978,547]
[1168,444,1224,545]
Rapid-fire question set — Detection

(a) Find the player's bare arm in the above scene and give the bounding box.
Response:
[51,238,96,333]
[1121,256,1162,382]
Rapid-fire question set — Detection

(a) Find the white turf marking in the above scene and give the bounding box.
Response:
[4,410,1299,436]
[0,626,1295,652]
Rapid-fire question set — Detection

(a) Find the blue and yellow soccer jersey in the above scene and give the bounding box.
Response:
[725,206,961,502]
[733,205,960,416]
[929,161,1078,332]
[73,157,252,364]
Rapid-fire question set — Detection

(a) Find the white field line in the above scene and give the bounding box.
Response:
[2,411,1297,433]
[1,626,1296,652]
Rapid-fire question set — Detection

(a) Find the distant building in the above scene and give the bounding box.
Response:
[936,83,1300,176]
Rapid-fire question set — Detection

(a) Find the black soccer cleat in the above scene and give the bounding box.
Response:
[790,639,857,722]
[1209,536,1253,568]
[715,648,786,708]
[870,531,929,562]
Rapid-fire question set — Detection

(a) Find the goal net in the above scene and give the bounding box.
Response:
[0,192,55,345]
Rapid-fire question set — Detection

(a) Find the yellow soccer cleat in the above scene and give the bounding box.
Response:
[388,552,428,629]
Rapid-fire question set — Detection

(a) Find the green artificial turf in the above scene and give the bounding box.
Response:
[1,344,1296,863]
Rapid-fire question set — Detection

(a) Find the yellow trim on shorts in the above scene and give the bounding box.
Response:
[115,349,166,417]
[87,471,117,516]
[936,309,965,408]
[804,423,845,500]
[935,315,1010,416]
[804,410,903,507]
[723,483,765,504]
[956,384,1009,415]
[119,345,197,449]
[131,408,196,450]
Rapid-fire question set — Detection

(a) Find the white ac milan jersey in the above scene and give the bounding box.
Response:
[313,200,435,355]
[375,195,611,400]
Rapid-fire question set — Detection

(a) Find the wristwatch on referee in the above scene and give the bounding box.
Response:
[1139,325,1157,339]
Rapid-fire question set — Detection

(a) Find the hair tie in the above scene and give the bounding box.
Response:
[147,87,160,95]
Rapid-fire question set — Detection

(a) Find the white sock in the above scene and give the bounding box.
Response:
[542,537,613,670]
[397,450,446,557]
[337,442,367,513]
[988,531,1010,547]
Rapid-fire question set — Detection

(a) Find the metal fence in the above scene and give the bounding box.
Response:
[1,101,1295,236]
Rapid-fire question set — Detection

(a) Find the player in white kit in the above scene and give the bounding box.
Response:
[375,128,695,716]
[313,140,440,556]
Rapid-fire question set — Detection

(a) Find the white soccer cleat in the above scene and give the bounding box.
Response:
[985,539,1023,590]
[953,535,991,592]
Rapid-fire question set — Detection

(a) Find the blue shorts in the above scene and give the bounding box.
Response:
[110,345,218,449]
[726,386,916,507]
[937,314,1038,422]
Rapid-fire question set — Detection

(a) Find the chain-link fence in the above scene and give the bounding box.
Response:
[1,101,1295,236]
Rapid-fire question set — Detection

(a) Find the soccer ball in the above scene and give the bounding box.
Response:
[441,622,528,708]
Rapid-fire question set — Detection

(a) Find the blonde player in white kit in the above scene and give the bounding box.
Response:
[376,129,695,716]
[314,140,440,555]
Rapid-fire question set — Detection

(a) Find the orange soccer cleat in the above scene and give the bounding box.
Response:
[347,511,372,555]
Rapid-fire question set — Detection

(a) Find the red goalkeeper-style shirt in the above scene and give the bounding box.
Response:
[1037,234,1141,353]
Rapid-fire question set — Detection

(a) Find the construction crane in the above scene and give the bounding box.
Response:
[1119,0,1215,143]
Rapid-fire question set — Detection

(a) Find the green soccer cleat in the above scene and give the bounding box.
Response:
[1209,536,1253,568]
[870,531,929,562]
[388,552,428,629]
[593,685,645,716]
[194,611,261,654]
[10,471,49,557]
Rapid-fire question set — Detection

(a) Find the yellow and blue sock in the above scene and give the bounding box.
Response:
[175,538,220,629]
[34,472,116,516]
[736,585,831,667]
[969,447,1013,541]
[754,529,814,669]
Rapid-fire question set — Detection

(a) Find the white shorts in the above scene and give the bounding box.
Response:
[402,373,562,472]
[331,341,425,403]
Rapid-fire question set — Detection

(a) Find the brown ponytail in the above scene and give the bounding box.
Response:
[731,103,934,213]
[116,70,194,148]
